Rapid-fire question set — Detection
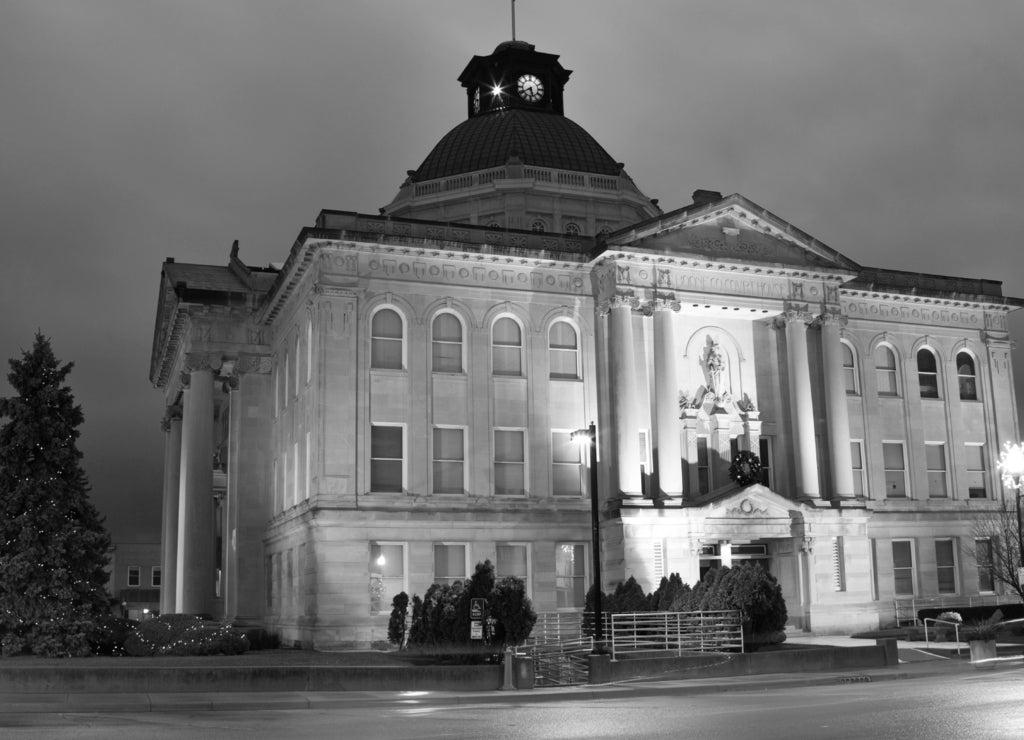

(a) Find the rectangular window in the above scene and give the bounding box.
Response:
[293,441,300,506]
[496,543,531,595]
[433,543,468,586]
[975,538,995,592]
[851,440,866,496]
[305,431,311,500]
[891,540,915,596]
[552,431,582,496]
[433,427,465,494]
[639,429,651,497]
[127,566,140,588]
[370,424,404,493]
[151,566,162,588]
[494,429,526,495]
[832,537,846,592]
[935,539,957,594]
[883,442,907,498]
[697,436,710,494]
[759,437,773,488]
[370,542,406,613]
[555,543,587,609]
[926,443,947,498]
[965,443,987,498]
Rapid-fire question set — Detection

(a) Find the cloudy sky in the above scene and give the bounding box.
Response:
[2,1,1023,543]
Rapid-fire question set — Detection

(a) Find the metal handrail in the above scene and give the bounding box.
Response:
[923,617,963,655]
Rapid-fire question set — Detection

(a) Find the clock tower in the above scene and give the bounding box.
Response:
[458,40,570,117]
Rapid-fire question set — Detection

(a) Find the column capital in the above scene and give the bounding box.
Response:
[651,297,681,313]
[779,304,814,325]
[161,405,182,432]
[599,294,640,316]
[818,311,848,329]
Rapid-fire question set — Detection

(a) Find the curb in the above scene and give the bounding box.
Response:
[0,665,963,715]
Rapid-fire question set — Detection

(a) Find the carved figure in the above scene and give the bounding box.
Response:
[705,338,725,395]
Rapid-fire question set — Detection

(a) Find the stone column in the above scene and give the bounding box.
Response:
[224,354,273,623]
[820,313,855,499]
[681,412,700,499]
[653,300,683,498]
[608,297,642,497]
[176,358,216,615]
[159,407,182,615]
[782,310,821,499]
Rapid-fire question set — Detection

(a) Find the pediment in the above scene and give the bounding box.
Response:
[702,484,804,522]
[609,194,861,275]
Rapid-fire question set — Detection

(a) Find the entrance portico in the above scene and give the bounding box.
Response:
[613,485,874,633]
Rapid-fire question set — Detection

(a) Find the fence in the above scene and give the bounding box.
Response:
[525,610,744,663]
[608,610,744,659]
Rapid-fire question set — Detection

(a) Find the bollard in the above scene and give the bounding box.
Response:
[501,646,516,690]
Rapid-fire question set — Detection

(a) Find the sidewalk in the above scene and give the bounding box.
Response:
[4,638,1019,715]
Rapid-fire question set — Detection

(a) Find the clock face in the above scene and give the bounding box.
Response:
[517,74,544,103]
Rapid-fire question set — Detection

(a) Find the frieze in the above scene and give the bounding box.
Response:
[364,255,586,294]
[236,352,273,375]
[687,234,780,260]
[677,273,787,300]
[843,300,981,327]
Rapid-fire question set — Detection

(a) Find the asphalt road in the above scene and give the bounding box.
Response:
[3,669,1023,739]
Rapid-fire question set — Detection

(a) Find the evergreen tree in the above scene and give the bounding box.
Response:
[0,333,111,657]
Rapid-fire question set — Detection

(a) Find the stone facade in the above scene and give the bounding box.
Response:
[151,40,1022,646]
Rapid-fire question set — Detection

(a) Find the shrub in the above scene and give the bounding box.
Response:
[387,592,410,647]
[123,614,250,657]
[88,615,138,656]
[402,560,536,657]
[489,576,537,648]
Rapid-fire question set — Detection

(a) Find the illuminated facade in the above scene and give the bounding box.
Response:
[151,40,1021,646]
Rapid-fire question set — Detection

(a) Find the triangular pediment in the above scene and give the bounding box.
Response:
[607,193,861,276]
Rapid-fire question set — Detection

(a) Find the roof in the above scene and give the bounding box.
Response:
[411,109,623,182]
[162,262,250,293]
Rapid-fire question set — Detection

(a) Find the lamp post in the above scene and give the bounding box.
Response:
[996,441,1024,586]
[573,422,603,652]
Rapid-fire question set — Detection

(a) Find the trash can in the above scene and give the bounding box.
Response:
[513,656,535,689]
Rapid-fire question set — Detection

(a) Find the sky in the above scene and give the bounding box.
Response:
[2,1,1023,544]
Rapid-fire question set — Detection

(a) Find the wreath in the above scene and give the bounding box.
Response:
[729,450,763,487]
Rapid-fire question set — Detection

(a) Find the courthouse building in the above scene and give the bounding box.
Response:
[151,39,1021,646]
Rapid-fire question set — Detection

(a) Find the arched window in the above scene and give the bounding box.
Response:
[875,345,898,396]
[432,312,463,373]
[530,219,546,233]
[564,222,581,237]
[492,317,523,376]
[370,308,404,370]
[549,321,579,379]
[957,352,978,400]
[841,342,858,395]
[917,348,939,398]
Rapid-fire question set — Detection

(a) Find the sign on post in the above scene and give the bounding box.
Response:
[470,597,486,641]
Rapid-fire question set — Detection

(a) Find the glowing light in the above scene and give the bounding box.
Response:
[490,85,504,97]
[376,553,386,567]
[571,428,593,447]
[998,441,1024,489]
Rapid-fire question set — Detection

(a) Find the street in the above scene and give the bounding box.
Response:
[3,670,1023,739]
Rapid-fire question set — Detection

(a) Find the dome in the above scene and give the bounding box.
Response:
[410,109,623,183]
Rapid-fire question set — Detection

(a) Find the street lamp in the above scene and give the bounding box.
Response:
[996,441,1024,583]
[572,422,603,652]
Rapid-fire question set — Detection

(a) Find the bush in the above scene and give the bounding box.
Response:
[400,560,536,658]
[387,592,410,647]
[123,614,250,657]
[88,615,138,656]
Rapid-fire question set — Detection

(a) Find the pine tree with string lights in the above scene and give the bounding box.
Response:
[0,333,111,657]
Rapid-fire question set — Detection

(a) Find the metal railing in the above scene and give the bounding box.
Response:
[923,617,964,655]
[527,639,592,686]
[894,594,1021,626]
[608,610,744,660]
